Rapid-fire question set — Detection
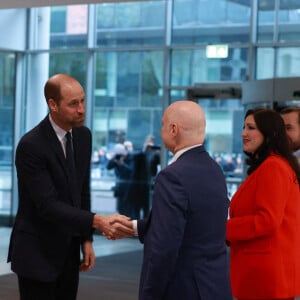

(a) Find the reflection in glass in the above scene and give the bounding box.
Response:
[92,48,164,201]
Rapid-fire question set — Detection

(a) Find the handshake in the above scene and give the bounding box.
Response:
[93,214,135,240]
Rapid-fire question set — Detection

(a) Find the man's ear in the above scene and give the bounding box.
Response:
[48,98,58,112]
[170,123,178,137]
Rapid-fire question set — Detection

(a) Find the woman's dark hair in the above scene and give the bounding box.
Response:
[245,108,300,185]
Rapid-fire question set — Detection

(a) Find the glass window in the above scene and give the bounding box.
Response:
[92,50,163,209]
[257,1,300,43]
[171,47,248,86]
[49,52,87,88]
[257,1,275,42]
[198,98,244,198]
[277,47,300,77]
[96,1,165,47]
[170,89,187,103]
[107,109,127,146]
[93,109,108,148]
[93,51,163,147]
[172,0,251,44]
[278,1,300,42]
[95,51,163,108]
[50,5,88,48]
[0,53,15,216]
[256,47,275,79]
[91,105,162,203]
[256,47,300,79]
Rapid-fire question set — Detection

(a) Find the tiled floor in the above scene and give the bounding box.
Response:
[0,227,142,276]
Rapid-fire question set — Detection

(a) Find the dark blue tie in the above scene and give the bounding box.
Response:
[65,131,79,207]
[65,131,76,174]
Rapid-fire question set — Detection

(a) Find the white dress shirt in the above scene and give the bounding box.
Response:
[49,114,71,157]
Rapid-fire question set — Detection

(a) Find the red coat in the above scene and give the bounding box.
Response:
[227,154,300,299]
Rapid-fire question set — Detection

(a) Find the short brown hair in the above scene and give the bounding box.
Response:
[44,74,77,104]
[281,106,300,125]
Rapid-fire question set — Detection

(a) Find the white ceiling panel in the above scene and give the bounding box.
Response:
[0,0,133,9]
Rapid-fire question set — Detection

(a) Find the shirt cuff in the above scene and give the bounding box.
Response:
[132,219,138,236]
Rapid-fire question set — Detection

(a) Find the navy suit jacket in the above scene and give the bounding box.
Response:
[138,146,232,300]
[7,116,94,281]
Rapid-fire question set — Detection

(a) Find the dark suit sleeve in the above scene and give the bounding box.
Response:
[139,169,188,299]
[137,218,149,243]
[16,136,94,236]
[78,128,94,242]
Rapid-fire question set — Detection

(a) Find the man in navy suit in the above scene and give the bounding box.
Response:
[7,74,133,300]
[135,101,232,299]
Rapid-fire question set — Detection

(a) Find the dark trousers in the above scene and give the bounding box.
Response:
[17,238,80,300]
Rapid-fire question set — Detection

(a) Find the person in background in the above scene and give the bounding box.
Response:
[126,135,160,220]
[222,154,236,174]
[281,106,300,164]
[142,134,161,186]
[226,108,300,300]
[7,74,133,300]
[123,140,134,153]
[131,100,232,299]
[107,143,134,216]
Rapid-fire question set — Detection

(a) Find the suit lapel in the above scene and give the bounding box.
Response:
[40,117,66,166]
[40,117,80,207]
[71,129,79,169]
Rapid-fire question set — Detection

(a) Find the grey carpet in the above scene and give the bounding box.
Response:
[0,250,143,300]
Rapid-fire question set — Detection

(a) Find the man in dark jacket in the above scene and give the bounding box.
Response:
[8,74,133,300]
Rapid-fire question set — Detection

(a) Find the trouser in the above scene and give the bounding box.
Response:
[17,238,80,300]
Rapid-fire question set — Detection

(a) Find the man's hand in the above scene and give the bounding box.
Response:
[80,240,95,272]
[93,214,134,240]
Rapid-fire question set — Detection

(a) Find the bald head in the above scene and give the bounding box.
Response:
[161,100,206,154]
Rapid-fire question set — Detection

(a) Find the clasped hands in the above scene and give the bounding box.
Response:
[93,214,135,240]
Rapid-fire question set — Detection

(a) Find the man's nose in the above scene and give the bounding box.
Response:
[78,102,85,113]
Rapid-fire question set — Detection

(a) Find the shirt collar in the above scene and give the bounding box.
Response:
[294,149,300,158]
[171,144,202,163]
[48,114,70,142]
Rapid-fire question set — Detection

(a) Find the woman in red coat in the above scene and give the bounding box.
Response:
[227,108,300,300]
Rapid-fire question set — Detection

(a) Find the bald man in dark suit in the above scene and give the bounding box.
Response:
[136,101,232,300]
